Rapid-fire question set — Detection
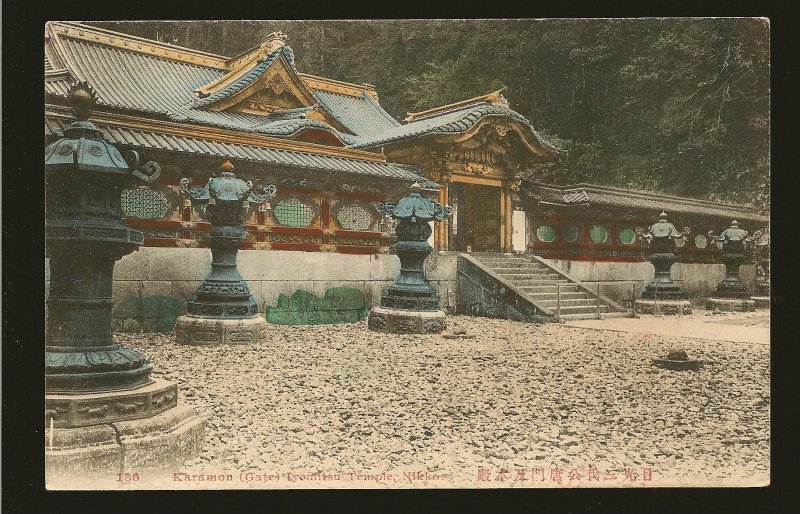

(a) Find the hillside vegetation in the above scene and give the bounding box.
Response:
[90,19,770,213]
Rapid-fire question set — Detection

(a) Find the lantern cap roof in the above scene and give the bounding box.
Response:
[45,80,133,173]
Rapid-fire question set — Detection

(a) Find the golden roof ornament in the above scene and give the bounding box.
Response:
[66,80,99,121]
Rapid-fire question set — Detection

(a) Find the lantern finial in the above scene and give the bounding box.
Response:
[66,81,99,121]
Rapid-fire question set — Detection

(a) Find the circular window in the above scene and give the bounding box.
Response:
[694,234,708,249]
[619,227,636,245]
[589,225,609,243]
[563,226,580,243]
[535,223,557,242]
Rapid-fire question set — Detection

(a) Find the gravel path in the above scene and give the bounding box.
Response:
[566,310,770,345]
[118,315,770,488]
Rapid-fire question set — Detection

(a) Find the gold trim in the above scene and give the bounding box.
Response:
[299,73,374,98]
[49,22,228,68]
[443,117,555,159]
[45,104,386,162]
[47,22,385,108]
[206,56,317,113]
[443,173,504,187]
[405,88,507,121]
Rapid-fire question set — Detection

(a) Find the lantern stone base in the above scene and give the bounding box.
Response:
[174,315,269,345]
[367,306,446,334]
[706,297,756,312]
[635,299,692,315]
[45,401,205,489]
[751,296,770,309]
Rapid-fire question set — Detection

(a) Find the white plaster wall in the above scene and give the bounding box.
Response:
[103,247,459,317]
[512,210,527,253]
[542,258,757,303]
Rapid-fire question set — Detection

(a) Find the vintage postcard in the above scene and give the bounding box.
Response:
[43,18,770,490]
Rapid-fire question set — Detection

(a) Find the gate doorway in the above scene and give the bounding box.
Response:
[449,183,502,252]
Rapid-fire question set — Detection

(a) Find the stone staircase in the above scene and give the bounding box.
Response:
[459,253,630,322]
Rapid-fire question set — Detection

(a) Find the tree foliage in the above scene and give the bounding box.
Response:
[90,19,770,213]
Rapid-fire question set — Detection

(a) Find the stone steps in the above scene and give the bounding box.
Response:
[557,311,630,321]
[463,252,630,322]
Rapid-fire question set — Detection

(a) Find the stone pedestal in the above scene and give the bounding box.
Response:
[368,183,453,335]
[46,402,205,489]
[44,85,205,488]
[176,166,275,345]
[368,306,446,334]
[637,213,691,315]
[45,379,206,487]
[706,297,756,312]
[635,299,692,315]
[174,314,269,345]
[706,221,753,312]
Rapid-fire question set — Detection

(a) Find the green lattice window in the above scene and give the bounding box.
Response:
[273,198,316,227]
[563,226,580,243]
[120,188,169,219]
[589,225,609,243]
[335,203,375,231]
[619,227,636,244]
[535,223,557,242]
[694,234,708,249]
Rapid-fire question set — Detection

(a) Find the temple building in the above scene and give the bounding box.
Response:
[44,22,768,327]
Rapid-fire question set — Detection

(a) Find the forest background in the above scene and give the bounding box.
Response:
[91,19,770,214]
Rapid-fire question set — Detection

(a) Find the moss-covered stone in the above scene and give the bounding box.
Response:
[265,287,368,325]
[114,295,184,333]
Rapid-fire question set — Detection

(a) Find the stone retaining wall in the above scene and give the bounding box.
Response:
[542,258,757,305]
[46,249,459,333]
[45,250,755,332]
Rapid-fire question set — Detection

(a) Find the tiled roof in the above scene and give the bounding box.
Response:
[351,102,557,156]
[164,107,356,145]
[44,24,398,145]
[48,33,220,114]
[193,46,295,108]
[44,35,356,145]
[44,115,438,189]
[528,182,767,223]
[313,90,400,137]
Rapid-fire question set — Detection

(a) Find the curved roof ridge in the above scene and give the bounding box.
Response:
[193,46,295,108]
[351,102,557,158]
[404,89,508,122]
[47,21,228,69]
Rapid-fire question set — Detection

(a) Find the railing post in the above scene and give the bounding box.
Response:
[556,283,561,322]
[596,283,601,319]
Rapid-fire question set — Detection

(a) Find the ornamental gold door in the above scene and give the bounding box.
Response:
[463,184,501,252]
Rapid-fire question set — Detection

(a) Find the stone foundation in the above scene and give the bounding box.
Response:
[174,315,269,345]
[706,297,756,312]
[751,296,770,309]
[46,403,205,489]
[367,306,446,334]
[635,299,693,315]
[46,378,178,428]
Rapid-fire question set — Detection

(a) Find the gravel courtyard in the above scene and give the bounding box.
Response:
[118,315,770,489]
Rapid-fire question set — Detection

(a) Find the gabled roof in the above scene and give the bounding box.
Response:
[192,45,300,109]
[313,90,400,136]
[44,22,401,141]
[527,182,768,223]
[351,100,558,159]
